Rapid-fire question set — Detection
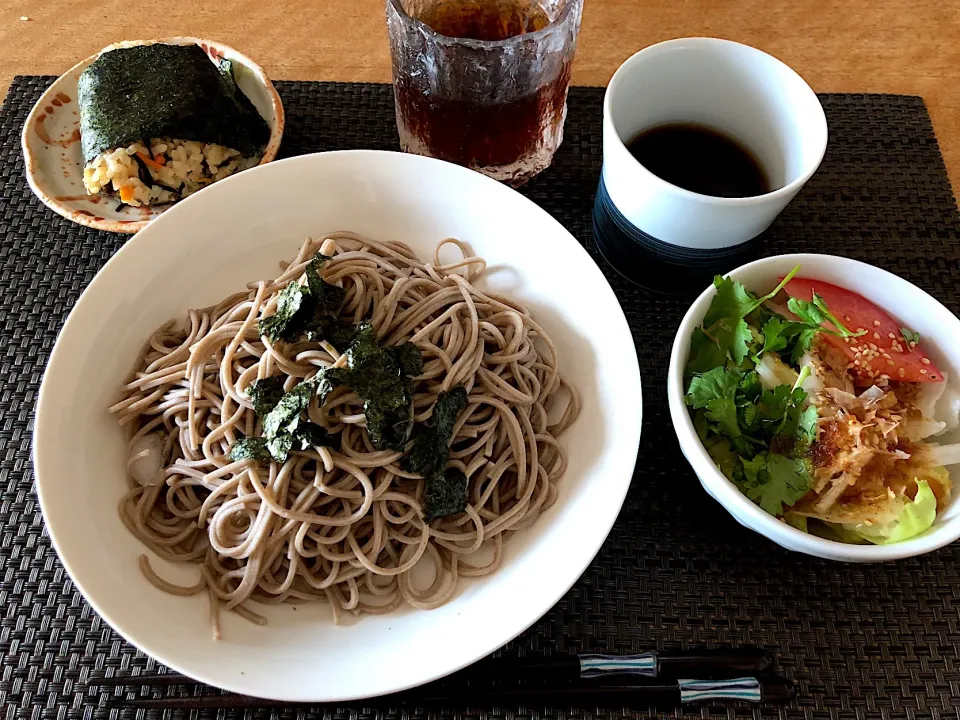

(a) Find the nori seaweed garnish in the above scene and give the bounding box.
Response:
[305,255,345,312]
[390,342,425,378]
[78,43,270,163]
[230,374,336,463]
[263,377,320,437]
[403,387,467,480]
[229,437,271,462]
[258,254,350,345]
[246,376,286,417]
[403,387,469,520]
[333,323,421,451]
[259,281,308,342]
[423,468,469,521]
[306,318,358,347]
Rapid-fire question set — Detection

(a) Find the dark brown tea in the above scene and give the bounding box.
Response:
[625,124,770,198]
[391,0,572,177]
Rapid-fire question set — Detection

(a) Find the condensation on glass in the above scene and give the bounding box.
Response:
[386,0,583,186]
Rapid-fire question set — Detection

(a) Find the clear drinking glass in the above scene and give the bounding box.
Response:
[386,0,583,186]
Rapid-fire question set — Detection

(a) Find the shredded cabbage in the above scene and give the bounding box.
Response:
[784,513,808,532]
[840,480,938,545]
[927,443,960,467]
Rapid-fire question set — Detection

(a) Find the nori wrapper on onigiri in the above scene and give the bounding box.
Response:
[78,43,271,163]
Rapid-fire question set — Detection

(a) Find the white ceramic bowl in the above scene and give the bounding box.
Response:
[668,253,960,562]
[33,150,642,701]
[22,37,284,234]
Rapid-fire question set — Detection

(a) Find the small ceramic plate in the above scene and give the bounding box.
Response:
[21,37,284,234]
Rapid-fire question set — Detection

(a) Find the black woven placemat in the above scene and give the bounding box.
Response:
[1,76,959,720]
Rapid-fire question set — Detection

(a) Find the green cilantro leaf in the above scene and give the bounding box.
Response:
[716,317,754,365]
[686,367,740,409]
[701,268,801,365]
[901,327,920,345]
[758,316,790,356]
[704,276,758,327]
[756,384,794,424]
[693,409,711,443]
[788,293,864,341]
[789,326,821,364]
[787,296,825,326]
[740,402,758,431]
[738,370,762,403]
[741,453,767,486]
[743,453,812,515]
[757,316,809,360]
[706,397,741,438]
[686,327,726,376]
[798,405,819,443]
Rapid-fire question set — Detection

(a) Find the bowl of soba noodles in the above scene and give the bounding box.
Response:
[32,150,642,702]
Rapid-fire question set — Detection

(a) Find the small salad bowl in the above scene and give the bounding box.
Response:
[668,253,960,562]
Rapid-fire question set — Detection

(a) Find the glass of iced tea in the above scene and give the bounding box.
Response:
[386,0,583,186]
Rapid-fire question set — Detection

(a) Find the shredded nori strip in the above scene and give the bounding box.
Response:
[151,180,182,195]
[131,153,153,187]
[78,43,270,163]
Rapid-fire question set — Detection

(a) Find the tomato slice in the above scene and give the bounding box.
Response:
[782,277,943,384]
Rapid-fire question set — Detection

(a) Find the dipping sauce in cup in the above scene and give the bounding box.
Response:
[386,0,583,186]
[593,38,828,293]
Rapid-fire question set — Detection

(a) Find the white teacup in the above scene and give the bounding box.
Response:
[593,38,827,292]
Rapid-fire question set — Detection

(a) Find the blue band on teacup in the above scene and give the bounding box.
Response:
[592,177,761,293]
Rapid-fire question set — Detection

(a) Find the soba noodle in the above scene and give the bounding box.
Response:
[112,231,579,638]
